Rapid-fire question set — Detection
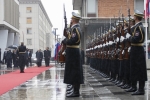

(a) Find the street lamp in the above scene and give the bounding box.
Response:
[53,28,58,65]
[56,34,59,64]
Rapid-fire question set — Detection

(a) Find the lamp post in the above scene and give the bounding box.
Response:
[56,34,59,64]
[58,38,61,43]
[53,28,58,65]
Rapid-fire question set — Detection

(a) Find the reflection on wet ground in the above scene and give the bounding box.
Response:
[0,63,150,100]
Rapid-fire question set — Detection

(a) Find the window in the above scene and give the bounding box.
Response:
[27,28,32,34]
[26,7,32,13]
[27,17,32,24]
[27,39,32,45]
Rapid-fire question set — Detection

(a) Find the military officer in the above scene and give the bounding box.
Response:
[126,10,147,95]
[64,12,84,97]
[18,42,26,73]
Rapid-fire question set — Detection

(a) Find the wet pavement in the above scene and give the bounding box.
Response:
[0,63,150,100]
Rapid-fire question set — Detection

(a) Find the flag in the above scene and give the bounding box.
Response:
[145,0,150,18]
[54,42,61,60]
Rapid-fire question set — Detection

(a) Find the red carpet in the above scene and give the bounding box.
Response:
[0,66,53,95]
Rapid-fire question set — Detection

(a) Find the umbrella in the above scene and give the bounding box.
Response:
[7,45,18,49]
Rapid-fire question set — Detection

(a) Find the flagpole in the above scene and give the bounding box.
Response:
[145,0,148,60]
[145,18,148,60]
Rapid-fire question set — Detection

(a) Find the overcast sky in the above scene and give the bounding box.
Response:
[41,0,77,38]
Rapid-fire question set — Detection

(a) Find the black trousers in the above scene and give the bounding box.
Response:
[19,54,26,72]
[7,59,12,68]
[3,57,7,64]
[37,61,41,67]
[73,84,80,93]
[28,58,32,66]
[45,58,50,66]
[26,58,29,67]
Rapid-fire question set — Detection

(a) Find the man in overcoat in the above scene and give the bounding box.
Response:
[126,10,147,95]
[36,49,43,67]
[64,12,84,97]
[18,42,26,73]
[44,47,51,67]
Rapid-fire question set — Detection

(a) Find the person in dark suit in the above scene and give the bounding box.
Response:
[25,49,29,67]
[28,50,32,66]
[44,47,51,67]
[3,48,8,64]
[12,49,19,68]
[125,10,147,95]
[64,12,84,97]
[48,47,51,64]
[6,50,12,68]
[18,42,26,73]
[36,49,43,67]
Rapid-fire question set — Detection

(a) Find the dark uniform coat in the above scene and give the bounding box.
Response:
[129,22,147,81]
[18,45,26,72]
[64,24,84,85]
[81,50,85,65]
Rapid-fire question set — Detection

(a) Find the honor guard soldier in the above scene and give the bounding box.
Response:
[126,10,147,95]
[18,42,26,73]
[64,12,84,97]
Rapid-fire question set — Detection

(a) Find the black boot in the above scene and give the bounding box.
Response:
[131,81,145,95]
[125,81,137,92]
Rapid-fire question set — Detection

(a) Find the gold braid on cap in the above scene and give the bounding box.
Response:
[72,16,80,19]
[134,13,144,17]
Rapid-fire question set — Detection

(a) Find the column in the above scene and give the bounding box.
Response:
[13,33,19,46]
[7,32,14,47]
[0,30,8,60]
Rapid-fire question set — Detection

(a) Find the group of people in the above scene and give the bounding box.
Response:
[86,10,147,95]
[0,42,51,73]
[2,48,32,68]
[35,47,51,67]
[18,43,51,73]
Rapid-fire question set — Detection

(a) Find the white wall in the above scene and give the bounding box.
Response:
[7,33,14,47]
[0,0,4,23]
[0,30,8,60]
[13,33,19,46]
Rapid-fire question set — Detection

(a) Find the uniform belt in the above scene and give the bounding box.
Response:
[131,43,143,46]
[19,52,25,53]
[66,45,79,48]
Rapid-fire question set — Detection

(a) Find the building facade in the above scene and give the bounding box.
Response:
[19,0,54,54]
[0,0,19,59]
[73,0,144,50]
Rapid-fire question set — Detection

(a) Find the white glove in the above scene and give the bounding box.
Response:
[116,37,119,42]
[62,51,66,55]
[120,36,125,42]
[128,47,131,52]
[126,33,131,38]
[122,50,124,54]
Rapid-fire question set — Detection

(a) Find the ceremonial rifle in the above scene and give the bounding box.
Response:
[63,4,68,37]
[119,13,125,60]
[124,0,131,59]
[59,4,67,63]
